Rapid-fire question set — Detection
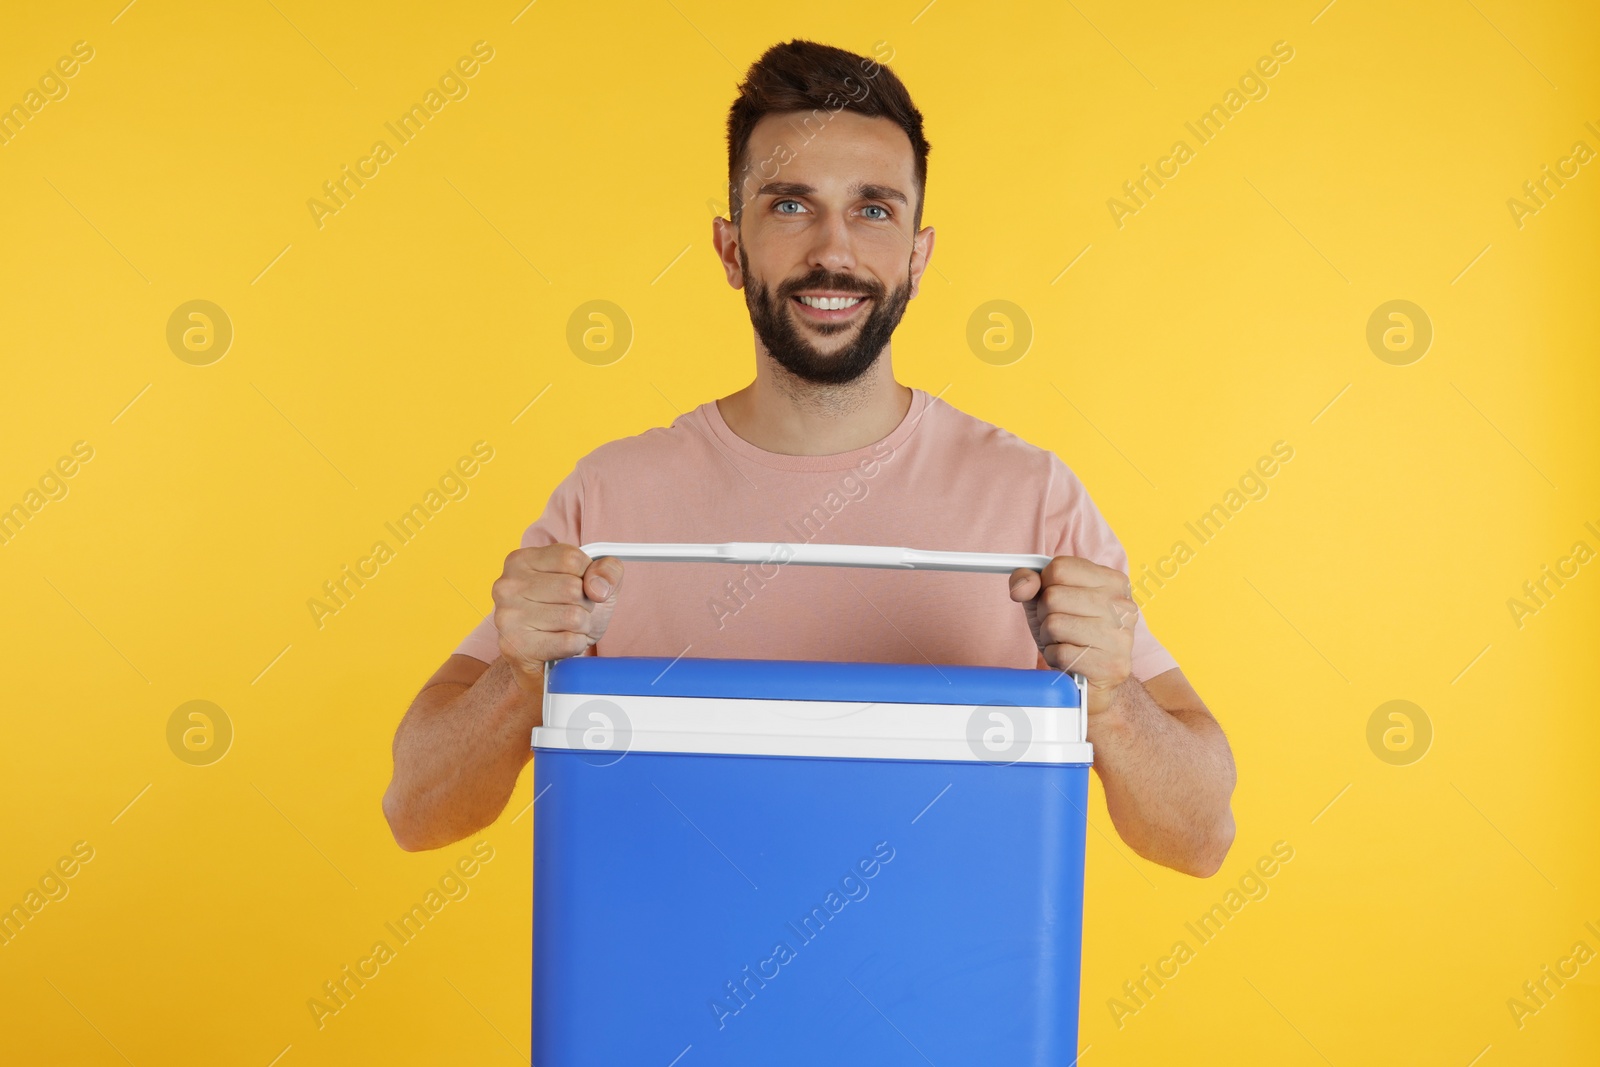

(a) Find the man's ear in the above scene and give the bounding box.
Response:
[908,225,935,300]
[711,215,744,289]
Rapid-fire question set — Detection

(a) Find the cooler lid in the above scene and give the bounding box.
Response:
[544,655,1082,708]
[536,656,1091,765]
[532,544,1093,764]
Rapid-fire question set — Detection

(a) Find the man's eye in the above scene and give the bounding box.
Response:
[775,199,805,214]
[862,204,890,220]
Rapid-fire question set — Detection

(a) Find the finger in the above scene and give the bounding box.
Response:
[1008,568,1041,601]
[493,602,586,649]
[1041,640,1102,677]
[494,601,589,655]
[533,601,594,637]
[1042,555,1131,595]
[1036,591,1140,637]
[1036,611,1121,652]
[517,543,591,578]
[1038,584,1131,620]
[492,569,584,609]
[583,556,624,603]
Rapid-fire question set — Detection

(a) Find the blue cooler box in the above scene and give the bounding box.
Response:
[530,542,1094,1066]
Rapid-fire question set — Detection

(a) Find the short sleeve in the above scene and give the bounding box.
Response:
[1043,455,1180,683]
[450,464,586,663]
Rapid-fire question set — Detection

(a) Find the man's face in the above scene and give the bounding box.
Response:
[737,241,909,386]
[715,110,934,385]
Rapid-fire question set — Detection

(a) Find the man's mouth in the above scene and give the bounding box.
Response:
[790,293,870,322]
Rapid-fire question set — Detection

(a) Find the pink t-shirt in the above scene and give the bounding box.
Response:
[453,388,1179,682]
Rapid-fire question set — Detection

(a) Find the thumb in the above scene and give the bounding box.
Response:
[1008,568,1040,602]
[584,557,625,603]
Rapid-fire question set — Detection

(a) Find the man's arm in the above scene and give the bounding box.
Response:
[1013,557,1236,878]
[381,545,626,852]
[382,654,535,852]
[1082,663,1236,877]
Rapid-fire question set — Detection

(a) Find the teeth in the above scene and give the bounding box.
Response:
[798,295,863,310]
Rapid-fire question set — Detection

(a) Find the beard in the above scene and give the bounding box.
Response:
[740,247,912,386]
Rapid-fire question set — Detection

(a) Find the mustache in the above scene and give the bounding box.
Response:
[777,272,884,301]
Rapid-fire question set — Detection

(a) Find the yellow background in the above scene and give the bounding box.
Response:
[2,0,1597,1063]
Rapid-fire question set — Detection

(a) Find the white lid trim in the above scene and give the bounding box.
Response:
[533,692,1092,765]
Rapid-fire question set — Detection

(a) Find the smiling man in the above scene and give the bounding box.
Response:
[383,40,1236,877]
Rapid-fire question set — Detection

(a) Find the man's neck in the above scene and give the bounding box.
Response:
[716,350,913,457]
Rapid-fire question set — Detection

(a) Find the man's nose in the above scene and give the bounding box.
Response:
[805,209,858,275]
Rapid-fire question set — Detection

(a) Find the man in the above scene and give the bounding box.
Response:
[383,40,1236,877]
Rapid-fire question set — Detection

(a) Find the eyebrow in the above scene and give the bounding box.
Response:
[754,180,909,206]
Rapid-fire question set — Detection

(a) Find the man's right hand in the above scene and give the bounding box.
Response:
[492,544,624,692]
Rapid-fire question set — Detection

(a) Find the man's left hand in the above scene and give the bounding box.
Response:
[1008,556,1138,716]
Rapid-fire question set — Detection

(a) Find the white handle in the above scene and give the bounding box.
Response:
[577,541,1053,575]
[543,541,1089,742]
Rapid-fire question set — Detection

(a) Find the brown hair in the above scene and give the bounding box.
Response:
[725,40,930,230]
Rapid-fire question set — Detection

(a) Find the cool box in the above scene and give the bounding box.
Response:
[530,542,1094,1066]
